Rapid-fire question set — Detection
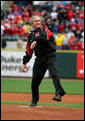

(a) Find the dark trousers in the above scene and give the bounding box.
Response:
[31,55,65,103]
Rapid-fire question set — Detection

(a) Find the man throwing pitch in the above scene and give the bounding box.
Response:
[22,16,65,107]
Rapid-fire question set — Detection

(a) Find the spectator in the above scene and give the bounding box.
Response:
[69,18,77,29]
[8,10,15,23]
[23,22,31,34]
[11,23,19,41]
[59,22,65,33]
[67,34,83,50]
[2,39,7,48]
[52,1,61,7]
[52,20,59,33]
[4,19,12,41]
[65,3,71,11]
[1,20,5,39]
[74,30,82,45]
[66,28,75,40]
[1,10,5,20]
[22,8,30,17]
[41,17,46,25]
[57,8,67,24]
[1,1,84,50]
[55,33,64,50]
[61,1,66,6]
[72,41,82,50]
[76,19,83,31]
[53,32,58,40]
[32,9,41,16]
[64,20,70,33]
[67,9,75,21]
[18,16,24,26]
[20,4,25,12]
[18,25,25,40]
[63,37,69,50]
[13,9,20,16]
[71,4,76,12]
[12,4,20,12]
[45,1,53,12]
[14,13,22,24]
[50,8,58,20]
[1,20,7,48]
[68,35,76,46]
[17,37,23,49]
[80,31,84,50]
[4,19,11,28]
[46,18,53,32]
[22,8,30,22]
[18,8,23,16]
[26,3,33,15]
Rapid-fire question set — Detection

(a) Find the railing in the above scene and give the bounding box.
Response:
[1,34,26,41]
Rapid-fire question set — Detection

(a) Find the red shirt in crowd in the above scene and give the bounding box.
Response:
[70,22,77,29]
[33,11,41,16]
[4,21,12,35]
[68,36,76,46]
[8,13,15,22]
[59,23,65,33]
[65,4,71,10]
[14,14,22,24]
[15,14,22,20]
[79,11,84,20]
[67,10,75,20]
[76,22,83,30]
[12,5,20,12]
[4,27,12,35]
[23,16,30,22]
[22,10,30,17]
[19,27,25,36]
[11,24,19,34]
[70,42,82,50]
[22,9,30,22]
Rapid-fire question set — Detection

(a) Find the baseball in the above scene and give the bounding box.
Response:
[24,68,27,72]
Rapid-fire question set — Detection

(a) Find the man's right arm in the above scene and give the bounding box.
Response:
[23,41,33,65]
[22,41,33,72]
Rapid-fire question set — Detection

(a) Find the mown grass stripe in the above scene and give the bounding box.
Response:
[1,101,84,109]
[1,79,84,95]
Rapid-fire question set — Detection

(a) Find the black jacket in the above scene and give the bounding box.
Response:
[23,25,56,64]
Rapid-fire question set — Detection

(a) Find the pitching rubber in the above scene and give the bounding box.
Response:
[17,105,43,108]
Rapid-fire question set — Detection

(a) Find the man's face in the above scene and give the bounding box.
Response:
[31,17,41,29]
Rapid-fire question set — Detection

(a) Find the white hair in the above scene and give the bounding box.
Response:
[30,15,40,24]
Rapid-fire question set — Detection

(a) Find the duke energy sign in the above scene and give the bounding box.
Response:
[1,50,49,77]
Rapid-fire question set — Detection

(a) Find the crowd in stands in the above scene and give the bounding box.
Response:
[1,1,84,50]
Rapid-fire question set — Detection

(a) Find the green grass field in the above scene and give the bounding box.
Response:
[1,78,84,94]
[1,78,84,108]
[1,101,84,108]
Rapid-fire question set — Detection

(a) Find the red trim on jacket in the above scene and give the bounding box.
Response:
[26,41,33,57]
[46,26,53,40]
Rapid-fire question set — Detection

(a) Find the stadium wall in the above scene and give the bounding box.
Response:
[1,49,84,79]
[56,52,84,79]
